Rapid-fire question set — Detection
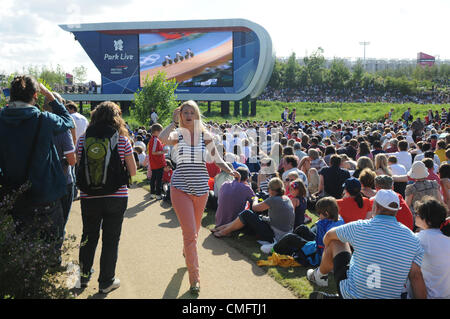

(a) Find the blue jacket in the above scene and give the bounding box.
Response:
[0,99,75,205]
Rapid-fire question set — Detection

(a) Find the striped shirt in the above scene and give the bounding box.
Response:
[335,215,424,299]
[77,134,132,198]
[171,131,210,196]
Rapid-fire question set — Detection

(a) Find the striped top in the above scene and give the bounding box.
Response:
[77,134,132,198]
[259,174,277,193]
[335,215,424,299]
[171,130,210,196]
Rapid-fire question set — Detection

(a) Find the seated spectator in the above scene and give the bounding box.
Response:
[135,135,146,152]
[414,142,441,167]
[307,168,320,195]
[214,167,255,227]
[293,142,307,162]
[272,197,344,263]
[323,145,337,166]
[317,155,350,199]
[375,153,392,176]
[257,157,279,193]
[434,140,447,163]
[405,161,442,222]
[284,171,300,199]
[423,158,440,184]
[388,156,407,198]
[308,148,327,171]
[282,155,308,187]
[356,141,373,160]
[359,168,377,198]
[392,140,412,172]
[213,162,235,199]
[438,163,450,209]
[212,177,295,244]
[413,198,450,299]
[384,138,398,153]
[353,156,374,179]
[337,178,372,223]
[289,179,309,228]
[307,189,426,299]
[367,175,414,230]
[371,140,385,158]
[134,146,146,168]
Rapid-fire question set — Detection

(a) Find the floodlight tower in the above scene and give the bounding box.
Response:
[359,41,370,69]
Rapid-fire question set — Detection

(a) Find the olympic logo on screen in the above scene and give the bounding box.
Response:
[141,54,160,66]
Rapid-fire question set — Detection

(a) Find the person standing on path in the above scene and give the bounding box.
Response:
[159,100,240,295]
[76,101,137,294]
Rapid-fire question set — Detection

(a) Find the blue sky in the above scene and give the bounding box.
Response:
[1,0,448,82]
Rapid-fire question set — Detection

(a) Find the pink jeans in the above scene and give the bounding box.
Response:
[170,186,209,285]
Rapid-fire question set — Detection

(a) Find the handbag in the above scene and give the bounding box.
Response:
[0,113,43,211]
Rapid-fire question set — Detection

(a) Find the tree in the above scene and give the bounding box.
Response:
[268,60,285,89]
[327,58,351,89]
[284,52,300,89]
[351,59,365,86]
[133,71,178,126]
[72,65,87,84]
[303,47,325,86]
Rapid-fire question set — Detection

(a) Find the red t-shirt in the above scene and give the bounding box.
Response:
[368,194,413,230]
[206,162,221,178]
[148,136,165,169]
[162,169,173,183]
[337,197,372,224]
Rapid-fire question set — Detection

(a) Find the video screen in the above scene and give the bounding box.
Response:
[139,31,233,87]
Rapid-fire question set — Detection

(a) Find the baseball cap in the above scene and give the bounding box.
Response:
[374,189,400,211]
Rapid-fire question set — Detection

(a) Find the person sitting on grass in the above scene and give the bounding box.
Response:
[307,189,427,299]
[413,197,450,299]
[211,177,294,245]
[271,197,344,261]
[288,179,309,228]
[337,177,372,224]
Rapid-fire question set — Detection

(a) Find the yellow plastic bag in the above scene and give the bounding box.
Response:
[257,253,302,268]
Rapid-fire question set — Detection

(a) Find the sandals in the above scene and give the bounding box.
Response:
[190,282,200,295]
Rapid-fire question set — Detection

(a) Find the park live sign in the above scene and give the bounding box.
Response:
[59,19,275,100]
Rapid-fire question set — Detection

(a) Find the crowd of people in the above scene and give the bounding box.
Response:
[260,85,450,104]
[1,74,450,299]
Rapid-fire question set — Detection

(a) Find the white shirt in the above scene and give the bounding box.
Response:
[282,167,308,187]
[415,229,450,299]
[70,112,89,144]
[389,163,407,176]
[392,151,412,172]
[151,112,158,123]
[414,153,441,167]
[135,141,146,152]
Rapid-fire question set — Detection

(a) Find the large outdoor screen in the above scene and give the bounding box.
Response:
[139,31,233,87]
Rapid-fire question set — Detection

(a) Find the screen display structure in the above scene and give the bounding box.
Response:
[139,31,233,88]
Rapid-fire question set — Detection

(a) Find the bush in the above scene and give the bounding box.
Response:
[0,184,74,299]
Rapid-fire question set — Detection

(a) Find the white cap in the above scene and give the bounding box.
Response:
[374,189,400,211]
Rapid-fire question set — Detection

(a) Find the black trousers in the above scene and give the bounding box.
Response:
[150,167,164,195]
[79,197,128,289]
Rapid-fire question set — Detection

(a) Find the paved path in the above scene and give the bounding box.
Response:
[64,185,297,299]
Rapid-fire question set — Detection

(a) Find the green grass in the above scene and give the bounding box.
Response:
[131,167,337,298]
[197,101,450,124]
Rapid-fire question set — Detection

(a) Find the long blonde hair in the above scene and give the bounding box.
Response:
[178,100,206,132]
[375,153,392,176]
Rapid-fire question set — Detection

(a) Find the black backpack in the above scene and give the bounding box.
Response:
[76,125,129,196]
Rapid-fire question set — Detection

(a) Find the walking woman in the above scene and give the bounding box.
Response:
[159,100,240,294]
[76,101,137,293]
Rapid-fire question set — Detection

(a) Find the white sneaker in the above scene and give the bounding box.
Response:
[156,195,162,200]
[151,194,156,199]
[260,243,275,254]
[306,268,328,287]
[99,278,120,294]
